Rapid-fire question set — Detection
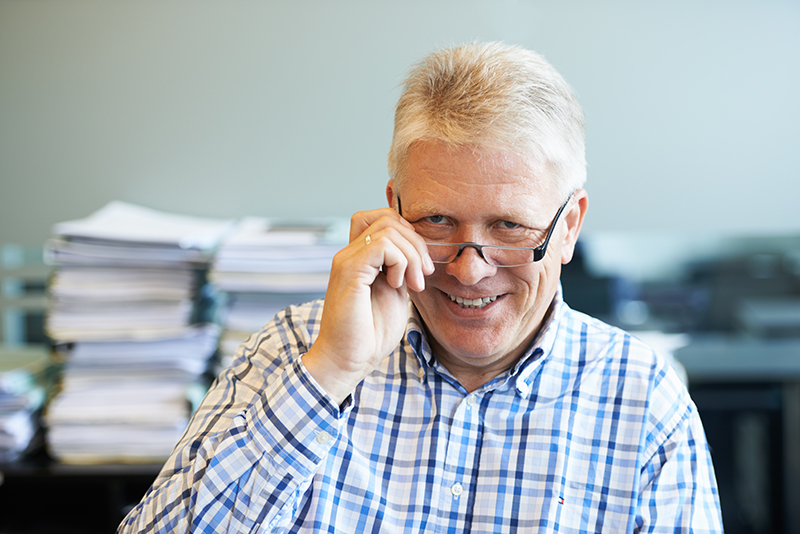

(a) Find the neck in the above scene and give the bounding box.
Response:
[427,326,537,394]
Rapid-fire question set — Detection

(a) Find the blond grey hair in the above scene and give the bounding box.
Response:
[387,42,586,201]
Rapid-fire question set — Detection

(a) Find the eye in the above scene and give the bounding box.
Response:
[491,219,531,245]
[424,215,447,224]
[411,214,452,240]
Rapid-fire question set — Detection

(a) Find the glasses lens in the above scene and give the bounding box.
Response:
[426,243,459,263]
[425,243,536,266]
[483,247,535,266]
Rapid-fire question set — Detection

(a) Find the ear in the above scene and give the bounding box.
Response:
[560,188,588,264]
[386,179,397,210]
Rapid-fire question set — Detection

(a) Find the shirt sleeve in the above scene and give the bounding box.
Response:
[118,303,346,533]
[635,364,724,533]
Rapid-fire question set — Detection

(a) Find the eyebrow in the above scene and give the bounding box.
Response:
[397,196,547,230]
[398,197,452,218]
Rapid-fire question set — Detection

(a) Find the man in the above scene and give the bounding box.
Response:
[120,42,723,533]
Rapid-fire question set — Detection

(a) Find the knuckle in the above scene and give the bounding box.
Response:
[350,210,370,225]
[331,247,349,267]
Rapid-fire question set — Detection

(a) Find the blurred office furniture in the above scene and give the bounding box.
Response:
[689,251,800,334]
[0,454,161,533]
[0,346,50,463]
[1,244,49,346]
[560,242,619,322]
[676,338,800,534]
[1,245,52,468]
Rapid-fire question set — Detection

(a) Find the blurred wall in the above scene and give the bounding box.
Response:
[1,0,799,247]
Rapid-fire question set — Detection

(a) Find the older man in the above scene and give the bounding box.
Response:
[120,42,723,533]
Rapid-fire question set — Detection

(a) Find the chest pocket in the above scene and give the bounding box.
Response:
[549,461,635,532]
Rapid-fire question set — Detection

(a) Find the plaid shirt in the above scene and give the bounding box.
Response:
[120,291,723,533]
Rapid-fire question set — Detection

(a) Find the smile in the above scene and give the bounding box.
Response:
[447,293,499,309]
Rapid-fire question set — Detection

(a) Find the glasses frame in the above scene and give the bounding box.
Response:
[397,194,573,267]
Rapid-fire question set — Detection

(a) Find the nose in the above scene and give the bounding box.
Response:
[444,245,497,285]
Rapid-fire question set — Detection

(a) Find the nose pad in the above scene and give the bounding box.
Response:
[454,243,489,264]
[445,245,496,285]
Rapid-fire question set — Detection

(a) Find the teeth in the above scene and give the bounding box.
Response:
[448,294,498,309]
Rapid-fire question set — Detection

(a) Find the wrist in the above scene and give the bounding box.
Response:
[302,346,367,405]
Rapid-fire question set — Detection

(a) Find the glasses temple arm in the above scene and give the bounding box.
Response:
[534,195,572,261]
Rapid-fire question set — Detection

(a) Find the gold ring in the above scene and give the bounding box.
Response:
[365,234,372,246]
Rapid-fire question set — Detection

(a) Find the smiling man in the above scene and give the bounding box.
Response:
[120,43,723,533]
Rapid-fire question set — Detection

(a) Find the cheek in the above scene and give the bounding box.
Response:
[513,266,543,293]
[515,265,558,307]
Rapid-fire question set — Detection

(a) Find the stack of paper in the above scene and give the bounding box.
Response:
[45,200,233,266]
[45,325,218,464]
[43,202,233,464]
[47,267,197,341]
[0,347,50,463]
[209,218,347,368]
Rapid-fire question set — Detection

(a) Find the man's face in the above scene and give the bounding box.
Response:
[387,141,587,382]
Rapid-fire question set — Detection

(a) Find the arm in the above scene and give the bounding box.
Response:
[636,392,724,533]
[118,307,347,533]
[119,207,433,532]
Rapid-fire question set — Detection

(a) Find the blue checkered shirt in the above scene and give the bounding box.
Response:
[119,291,723,533]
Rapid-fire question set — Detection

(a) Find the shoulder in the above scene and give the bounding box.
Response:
[558,305,682,383]
[227,298,325,391]
[553,303,691,423]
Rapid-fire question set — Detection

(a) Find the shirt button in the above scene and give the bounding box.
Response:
[466,394,477,407]
[450,482,464,497]
[315,431,332,444]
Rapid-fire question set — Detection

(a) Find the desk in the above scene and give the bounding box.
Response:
[0,450,161,533]
[675,336,800,534]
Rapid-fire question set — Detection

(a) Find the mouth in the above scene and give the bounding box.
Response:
[447,293,499,309]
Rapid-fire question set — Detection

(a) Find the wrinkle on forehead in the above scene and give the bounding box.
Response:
[420,142,550,184]
[402,142,560,224]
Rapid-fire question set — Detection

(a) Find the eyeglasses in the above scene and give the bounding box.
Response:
[397,194,572,267]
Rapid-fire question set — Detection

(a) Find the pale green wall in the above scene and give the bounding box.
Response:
[1,0,799,247]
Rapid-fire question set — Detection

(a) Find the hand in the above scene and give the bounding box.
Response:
[303,208,434,404]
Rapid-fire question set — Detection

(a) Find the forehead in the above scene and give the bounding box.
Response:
[399,142,557,221]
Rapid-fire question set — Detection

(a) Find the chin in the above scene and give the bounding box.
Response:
[428,318,524,363]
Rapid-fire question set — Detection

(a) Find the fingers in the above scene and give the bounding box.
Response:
[345,208,434,291]
[368,229,434,291]
[363,227,426,291]
[349,208,412,243]
[308,208,433,400]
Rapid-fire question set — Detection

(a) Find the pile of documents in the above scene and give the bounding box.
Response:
[45,325,218,464]
[209,217,346,369]
[0,346,50,463]
[43,201,233,464]
[47,267,197,341]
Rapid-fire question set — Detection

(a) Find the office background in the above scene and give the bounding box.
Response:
[1,2,800,533]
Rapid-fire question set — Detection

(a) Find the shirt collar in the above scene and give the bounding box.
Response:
[509,284,566,397]
[405,303,434,369]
